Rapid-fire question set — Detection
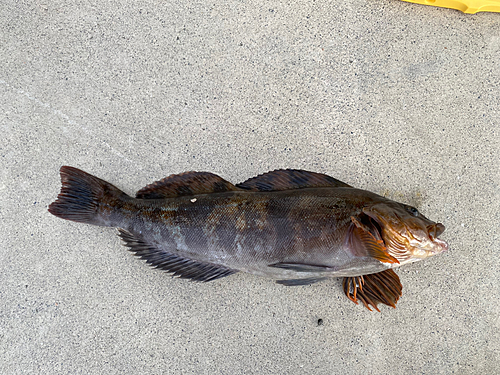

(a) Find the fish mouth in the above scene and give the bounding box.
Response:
[433,237,449,252]
[398,221,448,259]
[426,223,448,253]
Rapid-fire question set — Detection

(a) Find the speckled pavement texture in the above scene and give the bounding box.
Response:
[1,0,499,373]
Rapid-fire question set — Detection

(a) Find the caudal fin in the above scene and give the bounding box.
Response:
[48,166,126,226]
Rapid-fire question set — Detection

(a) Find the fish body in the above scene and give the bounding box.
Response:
[49,167,448,310]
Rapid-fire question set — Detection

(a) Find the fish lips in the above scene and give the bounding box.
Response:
[428,223,445,238]
[426,223,448,252]
[427,223,448,253]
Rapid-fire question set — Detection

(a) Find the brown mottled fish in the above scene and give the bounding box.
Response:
[48,167,448,311]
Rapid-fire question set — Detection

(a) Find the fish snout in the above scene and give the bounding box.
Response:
[427,223,445,239]
[435,223,445,237]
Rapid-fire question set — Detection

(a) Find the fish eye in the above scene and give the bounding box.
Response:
[406,206,419,216]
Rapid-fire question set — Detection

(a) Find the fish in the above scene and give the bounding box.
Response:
[48,166,448,311]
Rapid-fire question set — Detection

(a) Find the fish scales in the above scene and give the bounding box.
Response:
[49,167,448,311]
[116,190,363,272]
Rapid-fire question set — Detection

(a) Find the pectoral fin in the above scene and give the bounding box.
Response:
[271,263,332,285]
[348,216,399,264]
[269,263,334,272]
[276,277,328,286]
[342,269,403,312]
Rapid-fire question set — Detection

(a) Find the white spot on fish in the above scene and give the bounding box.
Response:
[190,198,197,203]
[171,226,189,252]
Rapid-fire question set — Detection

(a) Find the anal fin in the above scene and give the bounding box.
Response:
[118,229,238,282]
[342,269,403,312]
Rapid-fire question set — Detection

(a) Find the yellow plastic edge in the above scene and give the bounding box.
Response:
[400,0,500,13]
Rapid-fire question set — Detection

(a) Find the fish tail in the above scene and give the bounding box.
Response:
[48,166,129,226]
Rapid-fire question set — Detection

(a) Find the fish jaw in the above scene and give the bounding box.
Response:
[404,233,449,261]
[397,220,448,263]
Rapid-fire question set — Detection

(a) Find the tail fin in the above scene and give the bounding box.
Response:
[48,166,127,226]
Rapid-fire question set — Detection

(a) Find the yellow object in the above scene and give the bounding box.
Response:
[400,0,500,13]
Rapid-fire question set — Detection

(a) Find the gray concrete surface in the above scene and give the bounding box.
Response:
[1,0,499,373]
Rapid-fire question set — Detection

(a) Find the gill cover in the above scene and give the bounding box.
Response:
[347,215,399,264]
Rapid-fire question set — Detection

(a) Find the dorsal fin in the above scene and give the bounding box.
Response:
[236,169,351,192]
[136,171,241,199]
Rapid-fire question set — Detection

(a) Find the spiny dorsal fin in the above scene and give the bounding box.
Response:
[348,216,399,264]
[118,229,238,281]
[136,171,242,199]
[236,169,352,192]
[342,269,402,311]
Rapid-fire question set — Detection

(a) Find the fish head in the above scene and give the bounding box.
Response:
[363,202,448,264]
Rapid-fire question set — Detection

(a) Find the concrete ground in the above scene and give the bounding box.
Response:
[1,0,499,373]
